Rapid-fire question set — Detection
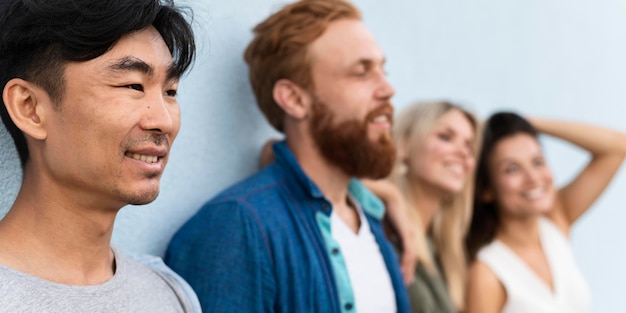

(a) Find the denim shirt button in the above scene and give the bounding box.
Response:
[331,248,340,255]
[344,303,353,310]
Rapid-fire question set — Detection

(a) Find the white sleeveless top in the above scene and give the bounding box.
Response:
[477,217,591,313]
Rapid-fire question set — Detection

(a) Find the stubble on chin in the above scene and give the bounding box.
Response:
[119,187,160,206]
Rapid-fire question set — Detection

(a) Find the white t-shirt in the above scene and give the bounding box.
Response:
[331,199,397,313]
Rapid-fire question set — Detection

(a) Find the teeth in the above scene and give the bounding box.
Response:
[126,152,158,163]
[523,188,544,200]
[371,115,388,123]
[446,163,464,175]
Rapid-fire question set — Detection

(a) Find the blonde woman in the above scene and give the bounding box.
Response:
[367,101,479,313]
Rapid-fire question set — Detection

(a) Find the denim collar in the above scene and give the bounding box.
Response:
[273,140,385,220]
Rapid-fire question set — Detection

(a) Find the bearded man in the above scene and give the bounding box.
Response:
[165,1,410,312]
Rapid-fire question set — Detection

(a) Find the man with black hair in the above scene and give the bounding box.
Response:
[0,0,198,311]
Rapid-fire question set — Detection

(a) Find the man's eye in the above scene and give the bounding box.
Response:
[125,84,144,91]
[166,89,178,97]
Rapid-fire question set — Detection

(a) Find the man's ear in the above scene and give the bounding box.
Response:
[2,78,49,140]
[273,79,311,120]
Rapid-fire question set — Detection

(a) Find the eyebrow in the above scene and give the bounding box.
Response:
[494,152,542,168]
[351,57,387,68]
[495,158,516,168]
[107,56,154,77]
[106,56,179,82]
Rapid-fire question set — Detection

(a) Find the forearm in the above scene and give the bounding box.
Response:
[362,179,406,228]
[362,178,418,284]
[530,117,626,224]
[528,117,626,156]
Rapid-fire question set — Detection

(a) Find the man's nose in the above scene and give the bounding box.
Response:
[141,92,179,135]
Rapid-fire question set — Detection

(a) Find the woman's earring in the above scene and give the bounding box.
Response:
[397,162,408,176]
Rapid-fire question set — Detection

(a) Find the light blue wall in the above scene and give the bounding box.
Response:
[1,1,625,312]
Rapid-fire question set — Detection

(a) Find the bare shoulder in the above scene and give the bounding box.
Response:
[466,261,506,313]
[468,261,502,291]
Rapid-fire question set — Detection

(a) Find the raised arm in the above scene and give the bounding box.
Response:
[362,179,418,285]
[529,117,626,231]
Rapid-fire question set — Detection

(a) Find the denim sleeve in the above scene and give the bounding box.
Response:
[165,200,277,313]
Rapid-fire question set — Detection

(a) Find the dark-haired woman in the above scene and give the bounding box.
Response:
[465,113,626,313]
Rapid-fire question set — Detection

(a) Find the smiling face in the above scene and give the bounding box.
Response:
[410,109,476,195]
[39,26,180,208]
[308,19,394,141]
[486,133,556,217]
[306,19,396,178]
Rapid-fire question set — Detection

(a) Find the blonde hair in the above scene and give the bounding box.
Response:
[389,101,479,310]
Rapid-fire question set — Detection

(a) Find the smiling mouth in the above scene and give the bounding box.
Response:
[522,187,546,200]
[446,162,465,175]
[368,114,393,132]
[371,115,390,123]
[125,152,159,163]
[367,104,394,127]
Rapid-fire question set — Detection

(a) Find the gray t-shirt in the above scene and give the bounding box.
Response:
[0,247,201,313]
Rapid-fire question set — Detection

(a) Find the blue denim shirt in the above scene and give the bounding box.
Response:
[165,141,410,313]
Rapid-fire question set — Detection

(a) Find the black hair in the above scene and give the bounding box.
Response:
[466,112,539,260]
[0,0,196,168]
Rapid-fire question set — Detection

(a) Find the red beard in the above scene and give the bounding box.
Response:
[310,100,396,179]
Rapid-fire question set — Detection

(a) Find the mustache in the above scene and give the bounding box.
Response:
[365,103,394,124]
[124,133,170,149]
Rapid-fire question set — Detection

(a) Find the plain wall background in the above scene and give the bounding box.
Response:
[1,1,625,312]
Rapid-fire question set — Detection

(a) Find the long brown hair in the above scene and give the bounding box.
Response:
[466,112,539,260]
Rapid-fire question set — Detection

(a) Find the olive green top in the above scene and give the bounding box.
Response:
[406,239,457,313]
